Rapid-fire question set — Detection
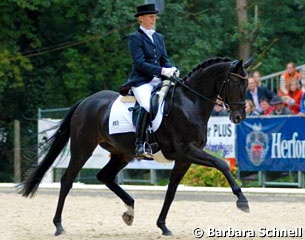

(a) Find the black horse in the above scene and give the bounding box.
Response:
[20,57,251,236]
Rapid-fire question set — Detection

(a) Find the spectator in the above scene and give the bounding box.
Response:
[245,77,276,113]
[245,100,260,116]
[279,62,300,96]
[300,68,305,88]
[283,80,302,114]
[299,68,305,116]
[260,98,275,115]
[270,96,291,115]
[212,100,228,116]
[252,71,261,86]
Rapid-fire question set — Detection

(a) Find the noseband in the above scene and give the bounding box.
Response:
[172,62,248,112]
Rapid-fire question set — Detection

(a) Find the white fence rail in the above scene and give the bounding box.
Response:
[260,64,305,93]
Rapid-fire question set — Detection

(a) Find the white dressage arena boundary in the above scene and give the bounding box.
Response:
[3,183,305,195]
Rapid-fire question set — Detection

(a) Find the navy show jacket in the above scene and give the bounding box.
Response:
[119,28,172,95]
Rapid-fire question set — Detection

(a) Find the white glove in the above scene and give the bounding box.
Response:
[161,67,179,78]
[172,67,180,77]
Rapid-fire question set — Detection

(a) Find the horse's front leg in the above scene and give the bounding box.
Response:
[186,144,249,212]
[157,161,191,236]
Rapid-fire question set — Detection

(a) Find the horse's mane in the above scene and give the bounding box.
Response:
[183,57,232,81]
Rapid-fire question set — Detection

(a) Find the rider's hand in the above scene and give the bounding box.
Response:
[161,67,179,78]
[161,67,175,78]
[172,67,180,77]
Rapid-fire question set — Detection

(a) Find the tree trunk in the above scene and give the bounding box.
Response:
[236,0,250,60]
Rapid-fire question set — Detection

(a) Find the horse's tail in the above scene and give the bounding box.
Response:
[19,100,82,197]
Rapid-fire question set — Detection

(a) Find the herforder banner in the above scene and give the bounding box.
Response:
[236,116,305,171]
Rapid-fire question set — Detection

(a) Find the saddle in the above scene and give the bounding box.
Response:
[119,80,174,122]
[119,80,174,156]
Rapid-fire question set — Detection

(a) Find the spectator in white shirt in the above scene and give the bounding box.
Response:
[245,77,275,113]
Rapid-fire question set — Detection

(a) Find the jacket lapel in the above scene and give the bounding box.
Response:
[137,28,155,46]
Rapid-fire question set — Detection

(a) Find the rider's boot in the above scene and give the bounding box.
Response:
[135,107,149,157]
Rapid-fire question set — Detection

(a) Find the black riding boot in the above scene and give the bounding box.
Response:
[135,107,149,157]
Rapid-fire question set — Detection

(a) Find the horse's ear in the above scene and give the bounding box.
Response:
[232,60,243,72]
[243,57,254,69]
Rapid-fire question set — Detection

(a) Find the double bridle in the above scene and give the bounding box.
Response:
[218,71,248,112]
[172,63,248,112]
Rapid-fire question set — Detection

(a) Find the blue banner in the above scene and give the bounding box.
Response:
[236,116,305,171]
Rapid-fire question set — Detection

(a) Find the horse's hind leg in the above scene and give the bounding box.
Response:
[53,142,96,236]
[96,153,135,226]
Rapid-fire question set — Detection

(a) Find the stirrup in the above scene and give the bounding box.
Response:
[136,142,153,158]
[143,142,153,158]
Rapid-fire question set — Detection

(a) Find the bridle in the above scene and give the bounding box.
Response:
[172,62,248,112]
[218,70,248,112]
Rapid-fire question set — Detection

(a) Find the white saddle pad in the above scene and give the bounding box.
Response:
[109,96,164,135]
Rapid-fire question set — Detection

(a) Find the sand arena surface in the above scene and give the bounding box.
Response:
[0,187,304,240]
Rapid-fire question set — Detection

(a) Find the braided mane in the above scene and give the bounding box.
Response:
[183,57,232,81]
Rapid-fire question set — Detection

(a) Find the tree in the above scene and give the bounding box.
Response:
[236,0,250,60]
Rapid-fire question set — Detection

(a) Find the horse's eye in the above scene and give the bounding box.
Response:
[232,82,239,88]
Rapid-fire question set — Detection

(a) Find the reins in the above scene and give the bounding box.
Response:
[171,76,221,105]
[170,66,248,112]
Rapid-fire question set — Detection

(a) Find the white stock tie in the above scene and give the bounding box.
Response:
[146,30,155,43]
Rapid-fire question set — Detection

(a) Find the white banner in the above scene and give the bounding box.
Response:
[39,119,111,169]
[205,116,236,159]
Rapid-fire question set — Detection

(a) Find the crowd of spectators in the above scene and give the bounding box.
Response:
[212,62,305,117]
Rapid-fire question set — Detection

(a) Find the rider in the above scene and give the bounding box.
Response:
[119,3,179,157]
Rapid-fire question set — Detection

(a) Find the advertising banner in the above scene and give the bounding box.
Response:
[205,116,236,157]
[236,116,305,171]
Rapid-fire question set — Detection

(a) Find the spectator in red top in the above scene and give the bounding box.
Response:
[283,80,302,114]
[260,98,274,115]
[298,68,305,116]
[279,62,300,96]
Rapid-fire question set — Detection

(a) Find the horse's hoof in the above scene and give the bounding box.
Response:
[54,223,65,236]
[162,230,173,236]
[54,228,65,236]
[122,211,134,226]
[158,223,173,236]
[236,198,250,212]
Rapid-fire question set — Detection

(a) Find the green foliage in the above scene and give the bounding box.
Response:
[182,150,239,187]
[182,165,229,187]
[248,0,305,73]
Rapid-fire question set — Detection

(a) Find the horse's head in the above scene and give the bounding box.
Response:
[218,58,252,124]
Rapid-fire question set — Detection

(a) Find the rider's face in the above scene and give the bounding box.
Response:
[139,14,157,30]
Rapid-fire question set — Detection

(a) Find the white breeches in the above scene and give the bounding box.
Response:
[132,77,162,112]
